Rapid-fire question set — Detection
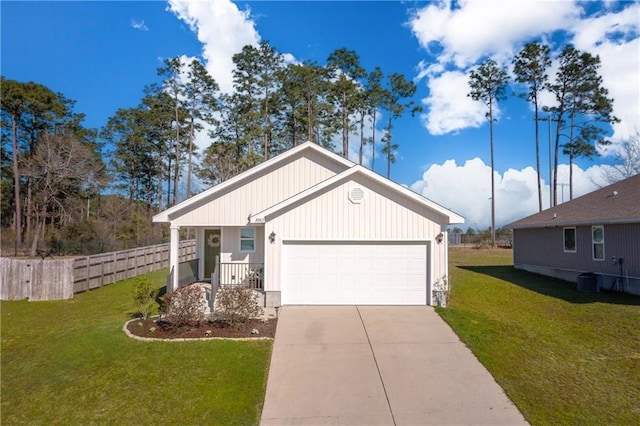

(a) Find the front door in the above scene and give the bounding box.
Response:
[204,229,221,280]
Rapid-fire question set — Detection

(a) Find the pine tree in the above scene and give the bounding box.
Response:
[468,59,509,246]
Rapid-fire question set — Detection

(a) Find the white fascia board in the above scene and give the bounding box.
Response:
[153,141,354,223]
[251,165,465,224]
[356,166,465,224]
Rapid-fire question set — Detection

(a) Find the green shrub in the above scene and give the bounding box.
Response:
[132,276,159,319]
[214,286,263,328]
[160,284,207,327]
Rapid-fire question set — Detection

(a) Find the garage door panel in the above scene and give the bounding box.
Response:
[281,242,428,305]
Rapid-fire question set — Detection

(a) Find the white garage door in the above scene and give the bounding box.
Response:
[281,241,428,305]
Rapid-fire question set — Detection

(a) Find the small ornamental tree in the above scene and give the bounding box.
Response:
[132,276,159,320]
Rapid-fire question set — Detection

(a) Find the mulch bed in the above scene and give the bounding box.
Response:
[126,317,277,339]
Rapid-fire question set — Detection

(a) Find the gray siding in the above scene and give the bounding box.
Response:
[513,223,640,279]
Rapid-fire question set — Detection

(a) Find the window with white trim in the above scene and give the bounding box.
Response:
[563,227,576,252]
[240,227,255,252]
[592,226,604,260]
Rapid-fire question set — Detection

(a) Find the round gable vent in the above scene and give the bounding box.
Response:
[349,187,365,204]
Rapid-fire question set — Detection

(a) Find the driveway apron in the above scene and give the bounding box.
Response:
[260,306,528,426]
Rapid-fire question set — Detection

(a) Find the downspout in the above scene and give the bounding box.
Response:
[169,225,180,292]
[443,227,449,307]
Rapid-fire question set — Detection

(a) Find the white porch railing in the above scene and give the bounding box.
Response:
[211,260,263,290]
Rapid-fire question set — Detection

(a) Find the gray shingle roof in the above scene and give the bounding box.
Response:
[507,173,640,229]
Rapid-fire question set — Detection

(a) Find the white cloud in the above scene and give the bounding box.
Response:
[131,19,148,31]
[421,70,487,135]
[409,158,609,229]
[167,0,260,93]
[408,0,639,145]
[409,0,580,68]
[568,3,640,142]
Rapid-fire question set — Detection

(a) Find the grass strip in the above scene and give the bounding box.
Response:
[441,248,640,425]
[1,269,272,425]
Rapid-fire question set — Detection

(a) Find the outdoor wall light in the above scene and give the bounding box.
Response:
[269,231,276,243]
[436,232,444,244]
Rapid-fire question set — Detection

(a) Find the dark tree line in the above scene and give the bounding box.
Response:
[1,42,420,253]
[1,39,628,254]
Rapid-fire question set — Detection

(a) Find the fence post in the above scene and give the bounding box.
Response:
[85,256,90,291]
[100,256,105,287]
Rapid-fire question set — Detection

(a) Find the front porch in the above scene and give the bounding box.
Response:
[167,225,265,290]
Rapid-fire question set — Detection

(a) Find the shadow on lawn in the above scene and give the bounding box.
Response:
[460,265,640,307]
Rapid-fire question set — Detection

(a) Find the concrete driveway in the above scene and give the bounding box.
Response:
[260,306,528,425]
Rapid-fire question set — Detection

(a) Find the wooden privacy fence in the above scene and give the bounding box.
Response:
[1,240,195,301]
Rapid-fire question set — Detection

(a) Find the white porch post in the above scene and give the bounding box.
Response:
[169,225,180,292]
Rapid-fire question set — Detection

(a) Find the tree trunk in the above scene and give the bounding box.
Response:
[167,156,172,206]
[264,87,270,160]
[173,141,179,205]
[489,101,496,247]
[371,110,377,171]
[11,114,22,244]
[568,110,576,200]
[173,100,180,205]
[307,101,314,142]
[29,210,45,257]
[534,102,542,212]
[187,116,194,199]
[359,114,364,165]
[26,178,32,239]
[552,112,564,207]
[342,91,348,158]
[157,151,163,213]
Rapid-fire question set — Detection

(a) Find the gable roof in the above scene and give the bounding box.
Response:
[507,174,640,229]
[250,164,465,225]
[153,141,353,223]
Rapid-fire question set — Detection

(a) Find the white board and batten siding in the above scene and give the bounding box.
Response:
[265,176,448,305]
[172,150,348,227]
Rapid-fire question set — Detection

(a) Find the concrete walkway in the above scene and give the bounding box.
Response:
[260,306,528,425]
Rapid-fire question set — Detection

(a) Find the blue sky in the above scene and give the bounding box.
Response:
[3,1,639,229]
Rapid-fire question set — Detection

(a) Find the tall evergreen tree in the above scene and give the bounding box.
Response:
[547,45,617,203]
[513,42,551,211]
[364,67,385,171]
[232,44,264,160]
[184,58,219,198]
[278,63,307,147]
[380,73,420,179]
[255,41,285,159]
[139,86,179,211]
[468,59,509,246]
[327,48,365,158]
[157,58,189,206]
[279,61,334,147]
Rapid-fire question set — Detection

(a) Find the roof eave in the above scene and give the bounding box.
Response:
[509,217,640,229]
[251,165,465,224]
[153,141,354,223]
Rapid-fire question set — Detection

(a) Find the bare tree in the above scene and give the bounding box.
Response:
[602,132,640,184]
[23,132,105,255]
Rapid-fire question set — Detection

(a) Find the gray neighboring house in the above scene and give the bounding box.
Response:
[507,174,640,296]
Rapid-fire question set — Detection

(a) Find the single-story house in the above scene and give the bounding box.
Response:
[153,141,464,307]
[507,173,640,295]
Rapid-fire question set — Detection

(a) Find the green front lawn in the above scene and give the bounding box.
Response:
[1,270,272,425]
[442,248,640,425]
